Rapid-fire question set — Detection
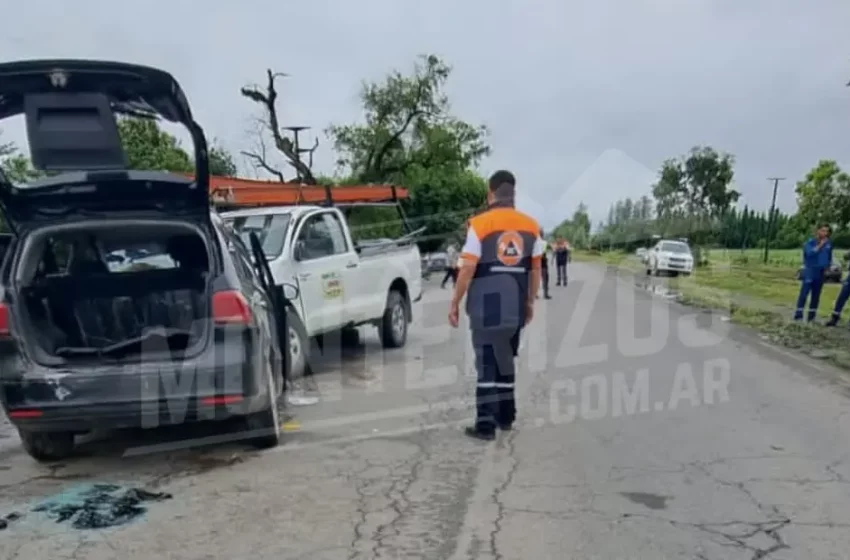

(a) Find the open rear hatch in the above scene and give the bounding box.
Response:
[0,60,217,363]
[0,59,210,230]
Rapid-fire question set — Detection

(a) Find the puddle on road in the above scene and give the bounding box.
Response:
[32,483,171,530]
[634,279,681,299]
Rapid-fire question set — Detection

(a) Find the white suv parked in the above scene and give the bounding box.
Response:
[646,240,694,276]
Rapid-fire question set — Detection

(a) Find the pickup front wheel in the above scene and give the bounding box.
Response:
[380,290,408,348]
[286,308,309,379]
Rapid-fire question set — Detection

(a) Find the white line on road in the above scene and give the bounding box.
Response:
[123,398,474,457]
[124,417,473,459]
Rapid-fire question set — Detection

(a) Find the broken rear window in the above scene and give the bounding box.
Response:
[105,242,177,272]
[227,213,291,259]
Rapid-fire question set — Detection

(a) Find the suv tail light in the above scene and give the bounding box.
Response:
[0,302,9,337]
[212,291,252,325]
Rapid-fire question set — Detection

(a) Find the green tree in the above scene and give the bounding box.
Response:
[651,146,737,242]
[795,160,850,230]
[209,143,238,176]
[116,118,238,177]
[551,202,592,249]
[327,54,491,251]
[117,118,193,173]
[0,131,42,184]
[328,55,489,183]
[653,147,737,218]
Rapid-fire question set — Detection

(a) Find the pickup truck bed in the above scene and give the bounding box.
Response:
[355,227,426,258]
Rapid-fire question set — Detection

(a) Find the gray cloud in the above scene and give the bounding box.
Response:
[2,0,849,227]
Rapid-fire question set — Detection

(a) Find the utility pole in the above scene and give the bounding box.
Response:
[299,137,320,169]
[763,177,785,264]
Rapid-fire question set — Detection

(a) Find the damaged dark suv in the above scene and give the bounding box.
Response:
[0,60,293,462]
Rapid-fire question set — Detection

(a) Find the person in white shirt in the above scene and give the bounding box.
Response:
[441,243,459,288]
[537,229,551,299]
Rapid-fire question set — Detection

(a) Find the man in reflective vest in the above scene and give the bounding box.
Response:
[448,170,543,441]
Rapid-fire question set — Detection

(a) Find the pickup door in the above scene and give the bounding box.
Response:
[290,210,359,335]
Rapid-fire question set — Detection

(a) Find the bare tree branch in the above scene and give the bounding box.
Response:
[241,152,286,183]
[240,70,317,185]
[241,132,286,183]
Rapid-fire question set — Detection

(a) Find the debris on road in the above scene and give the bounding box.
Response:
[0,511,22,531]
[32,483,172,530]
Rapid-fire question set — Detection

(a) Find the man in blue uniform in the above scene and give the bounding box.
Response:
[794,223,833,322]
[554,238,570,286]
[825,250,850,327]
[448,170,543,441]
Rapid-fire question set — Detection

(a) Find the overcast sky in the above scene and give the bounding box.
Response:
[2,0,849,228]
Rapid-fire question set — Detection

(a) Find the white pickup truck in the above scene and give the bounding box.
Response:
[222,205,422,377]
[646,239,694,277]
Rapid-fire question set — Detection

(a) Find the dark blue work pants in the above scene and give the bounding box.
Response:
[472,327,521,433]
[829,279,850,324]
[794,274,825,321]
[556,262,568,285]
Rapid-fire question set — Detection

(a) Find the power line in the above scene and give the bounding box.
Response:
[763,177,785,264]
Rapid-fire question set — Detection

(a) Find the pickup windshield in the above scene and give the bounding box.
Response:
[660,242,690,254]
[227,213,291,258]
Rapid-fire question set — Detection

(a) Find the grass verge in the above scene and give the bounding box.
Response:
[576,250,850,370]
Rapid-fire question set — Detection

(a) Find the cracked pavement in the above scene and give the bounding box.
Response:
[2,263,850,559]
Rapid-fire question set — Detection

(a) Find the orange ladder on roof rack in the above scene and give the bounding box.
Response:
[200,174,415,234]
[202,175,409,207]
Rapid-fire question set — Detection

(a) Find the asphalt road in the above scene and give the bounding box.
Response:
[2,263,850,559]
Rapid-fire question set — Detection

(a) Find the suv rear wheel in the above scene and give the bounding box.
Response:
[19,430,75,463]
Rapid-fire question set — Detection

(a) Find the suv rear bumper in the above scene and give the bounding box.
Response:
[3,393,267,433]
[1,336,275,434]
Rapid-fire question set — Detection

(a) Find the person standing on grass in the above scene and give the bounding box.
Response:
[794,223,833,322]
[825,251,850,327]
